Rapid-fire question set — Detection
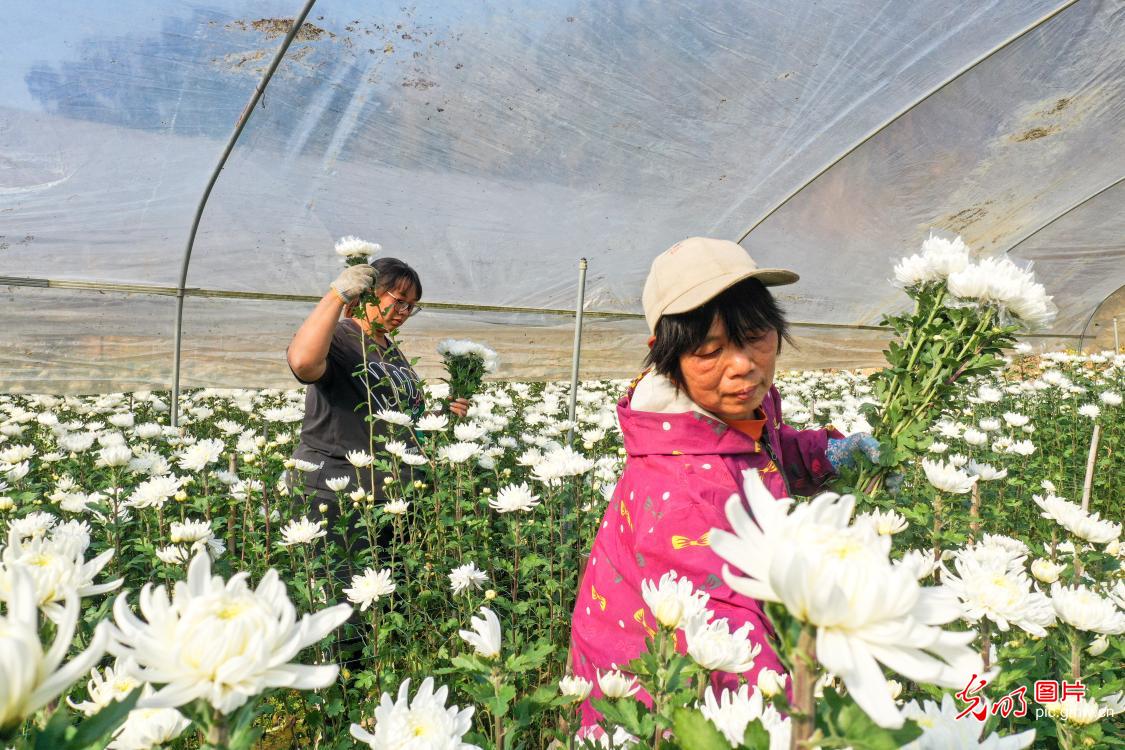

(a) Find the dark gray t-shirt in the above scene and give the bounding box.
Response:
[290,319,424,461]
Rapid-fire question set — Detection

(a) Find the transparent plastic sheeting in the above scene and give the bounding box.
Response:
[1,0,1121,392]
[0,285,1085,394]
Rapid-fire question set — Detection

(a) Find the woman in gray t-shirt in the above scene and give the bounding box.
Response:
[286,257,468,549]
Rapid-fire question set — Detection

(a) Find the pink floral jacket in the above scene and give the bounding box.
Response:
[569,371,843,727]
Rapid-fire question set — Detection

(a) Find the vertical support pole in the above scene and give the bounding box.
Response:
[1114,317,1120,353]
[169,0,318,427]
[567,258,589,446]
[171,291,186,427]
[1081,424,1101,512]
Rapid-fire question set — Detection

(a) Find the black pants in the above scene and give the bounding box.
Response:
[285,453,395,576]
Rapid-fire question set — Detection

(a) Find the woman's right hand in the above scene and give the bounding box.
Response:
[330,265,377,304]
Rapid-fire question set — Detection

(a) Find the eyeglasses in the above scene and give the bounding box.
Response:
[384,290,422,317]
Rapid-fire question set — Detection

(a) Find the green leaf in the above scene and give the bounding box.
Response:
[484,684,518,719]
[741,718,772,748]
[451,654,492,674]
[670,707,732,750]
[33,709,75,750]
[68,687,142,748]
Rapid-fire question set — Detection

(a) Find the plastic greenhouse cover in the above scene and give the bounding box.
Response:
[1,0,1121,392]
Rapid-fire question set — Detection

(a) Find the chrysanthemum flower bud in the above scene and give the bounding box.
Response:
[756,668,787,698]
[319,503,329,514]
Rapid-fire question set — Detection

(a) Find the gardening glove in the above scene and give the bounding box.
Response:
[826,432,882,471]
[330,265,377,304]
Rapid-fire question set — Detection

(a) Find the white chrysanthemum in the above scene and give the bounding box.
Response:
[921,235,971,274]
[448,562,488,596]
[453,422,487,442]
[894,254,930,287]
[127,475,186,509]
[176,438,223,472]
[639,570,710,630]
[596,666,640,699]
[383,499,410,515]
[978,417,1001,432]
[488,482,541,514]
[110,552,351,714]
[700,684,790,750]
[979,534,1030,561]
[1034,494,1121,544]
[1029,558,1065,585]
[346,450,374,468]
[1002,412,1030,427]
[349,677,478,750]
[109,702,191,750]
[856,509,908,535]
[155,545,189,565]
[1078,403,1100,419]
[8,511,58,540]
[375,409,413,427]
[531,445,595,485]
[439,442,482,464]
[0,528,123,621]
[325,476,351,492]
[684,614,761,673]
[334,236,380,260]
[967,461,1008,482]
[1050,584,1125,634]
[940,553,1055,636]
[458,606,501,659]
[0,444,34,464]
[756,668,788,698]
[710,470,983,729]
[961,428,988,446]
[415,413,449,431]
[344,568,396,611]
[1006,440,1036,456]
[922,459,978,494]
[1099,391,1122,406]
[559,675,593,702]
[380,441,407,460]
[68,659,143,715]
[98,445,133,468]
[0,566,111,731]
[900,694,1035,749]
[168,519,211,544]
[278,517,326,547]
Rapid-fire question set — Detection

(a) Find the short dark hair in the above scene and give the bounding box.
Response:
[371,257,422,299]
[643,277,792,390]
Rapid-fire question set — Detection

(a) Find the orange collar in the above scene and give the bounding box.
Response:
[724,411,766,441]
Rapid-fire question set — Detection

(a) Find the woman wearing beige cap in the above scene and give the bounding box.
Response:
[568,237,878,730]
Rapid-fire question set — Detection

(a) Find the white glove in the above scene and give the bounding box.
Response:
[330,265,377,304]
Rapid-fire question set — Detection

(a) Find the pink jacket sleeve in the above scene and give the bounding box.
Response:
[768,388,844,497]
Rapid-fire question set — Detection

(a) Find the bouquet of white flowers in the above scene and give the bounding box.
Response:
[436,339,499,401]
[334,235,381,310]
[851,233,1057,494]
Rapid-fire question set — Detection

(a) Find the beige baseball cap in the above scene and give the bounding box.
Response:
[642,237,798,333]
